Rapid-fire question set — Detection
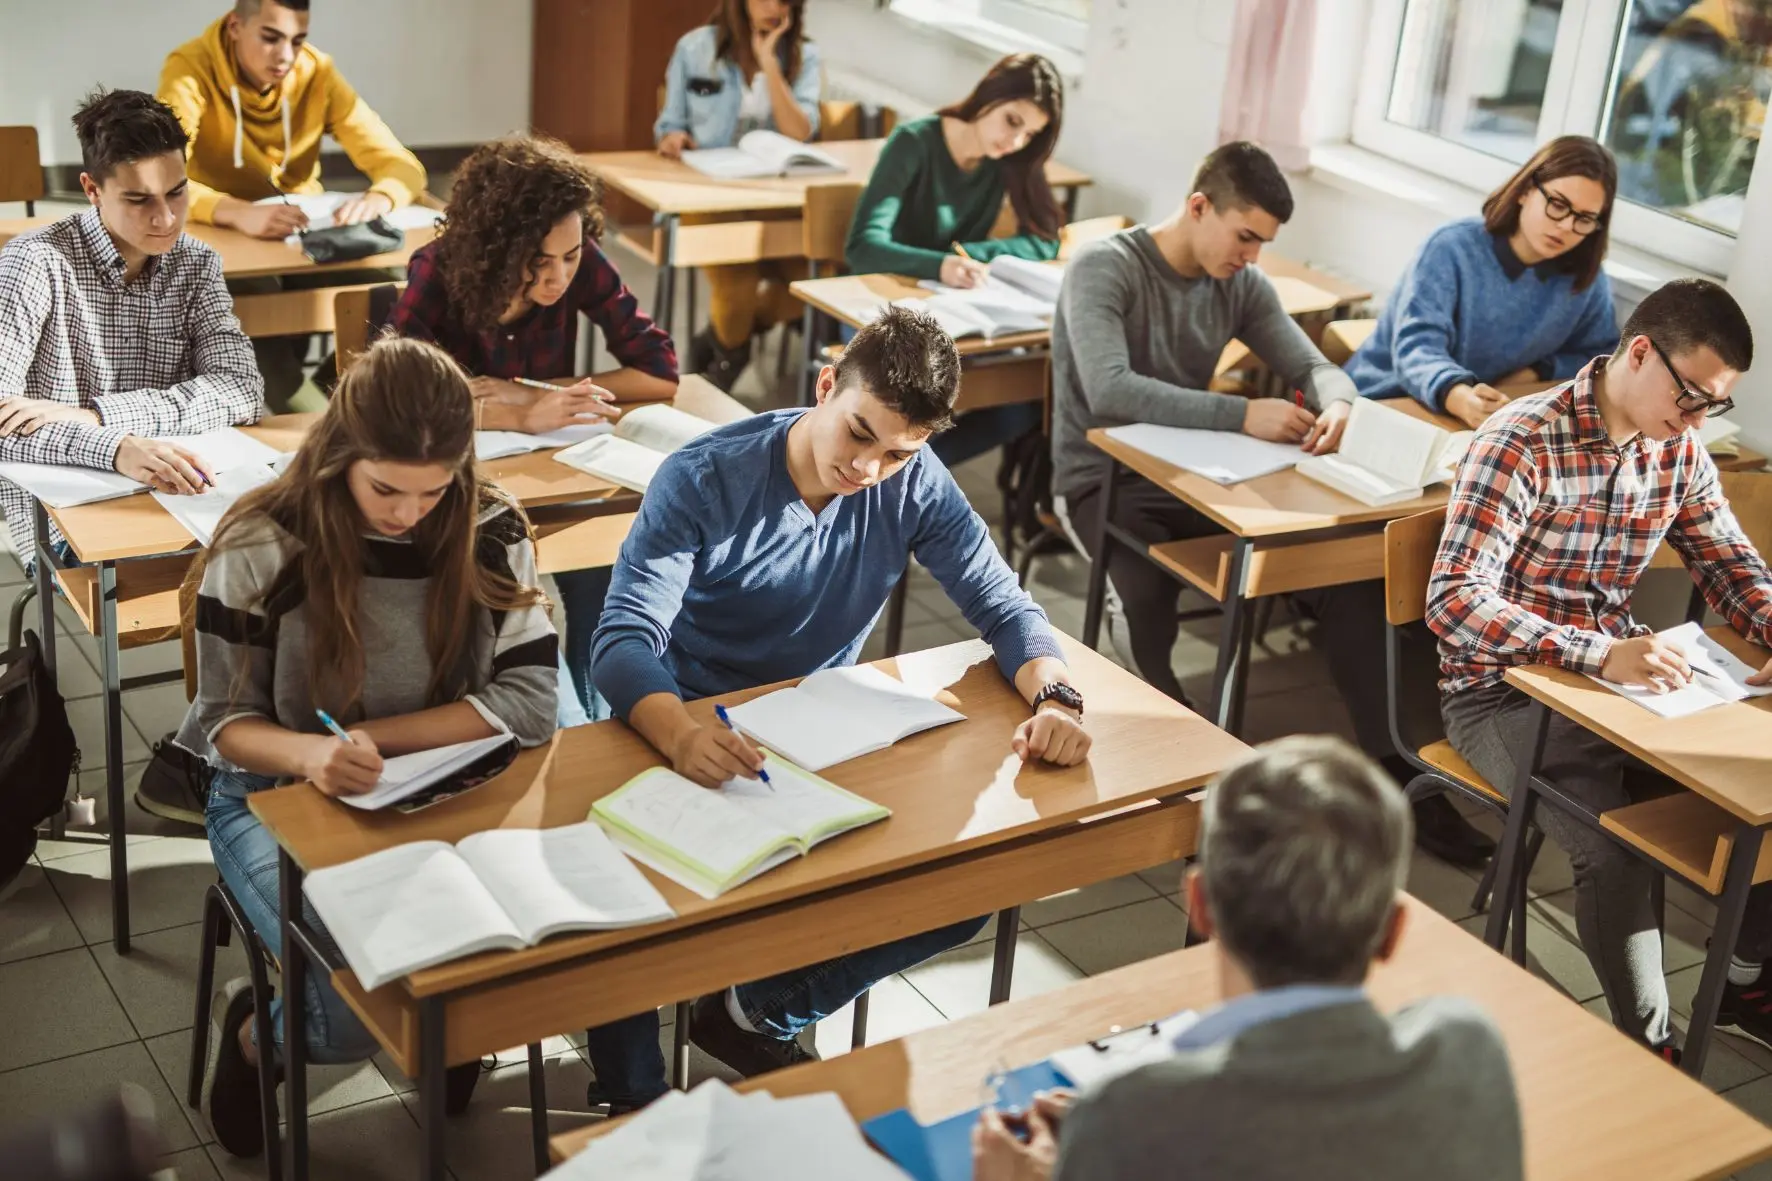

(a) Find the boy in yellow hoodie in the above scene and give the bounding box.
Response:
[158,0,427,407]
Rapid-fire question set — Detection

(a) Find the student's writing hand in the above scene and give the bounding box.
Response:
[1301,399,1351,455]
[971,1105,1059,1181]
[1030,1090,1074,1125]
[333,191,394,226]
[113,437,214,495]
[305,730,384,797]
[520,380,620,432]
[1012,704,1090,767]
[939,255,991,289]
[671,724,766,788]
[1748,654,1772,687]
[1243,398,1316,444]
[1443,383,1509,430]
[0,398,100,437]
[1601,635,1693,693]
[229,202,310,240]
[657,131,696,160]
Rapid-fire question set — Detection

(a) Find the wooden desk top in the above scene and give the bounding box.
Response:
[46,376,748,565]
[1259,251,1375,307]
[0,218,433,280]
[250,634,1246,997]
[1507,627,1772,826]
[583,140,1092,217]
[550,896,1772,1180]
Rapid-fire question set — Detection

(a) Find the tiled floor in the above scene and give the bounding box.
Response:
[0,202,1768,1177]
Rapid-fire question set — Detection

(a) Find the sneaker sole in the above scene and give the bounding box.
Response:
[133,788,204,827]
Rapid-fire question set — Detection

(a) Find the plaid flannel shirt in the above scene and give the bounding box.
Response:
[388,234,678,383]
[0,209,264,560]
[1427,359,1772,694]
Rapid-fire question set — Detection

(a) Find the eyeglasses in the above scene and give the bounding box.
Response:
[1649,337,1735,418]
[1531,175,1605,235]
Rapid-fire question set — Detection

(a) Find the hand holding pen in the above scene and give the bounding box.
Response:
[307,709,383,798]
[667,705,773,790]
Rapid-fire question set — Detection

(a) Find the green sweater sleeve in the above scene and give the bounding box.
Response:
[957,229,1061,264]
[845,129,950,280]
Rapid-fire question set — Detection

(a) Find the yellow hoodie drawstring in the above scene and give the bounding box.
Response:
[228,80,291,184]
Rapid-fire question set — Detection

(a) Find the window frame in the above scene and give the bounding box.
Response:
[977,0,1091,54]
[1351,0,1742,275]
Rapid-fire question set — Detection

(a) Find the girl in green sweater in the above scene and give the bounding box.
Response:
[845,53,1064,466]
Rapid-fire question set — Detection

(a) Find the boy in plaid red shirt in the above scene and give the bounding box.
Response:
[1430,278,1772,1058]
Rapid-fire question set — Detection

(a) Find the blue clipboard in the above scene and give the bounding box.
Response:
[861,1061,1072,1181]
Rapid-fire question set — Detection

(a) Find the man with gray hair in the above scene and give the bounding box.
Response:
[972,736,1523,1181]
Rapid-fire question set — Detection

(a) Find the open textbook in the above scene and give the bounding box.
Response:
[0,427,284,509]
[724,664,965,771]
[302,821,675,990]
[149,464,277,546]
[899,257,1064,342]
[1587,621,1772,719]
[1102,422,1303,485]
[681,130,845,179]
[474,421,614,462]
[1295,398,1473,507]
[552,403,719,492]
[592,760,891,899]
[337,733,519,813]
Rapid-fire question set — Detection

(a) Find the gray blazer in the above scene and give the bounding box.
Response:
[1052,995,1522,1181]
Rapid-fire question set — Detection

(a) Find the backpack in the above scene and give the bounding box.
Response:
[0,630,78,889]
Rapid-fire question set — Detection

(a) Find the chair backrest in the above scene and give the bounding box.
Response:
[1721,470,1772,558]
[1058,215,1131,261]
[1384,507,1448,627]
[1383,506,1451,760]
[802,181,864,265]
[818,101,897,142]
[0,126,45,206]
[334,283,406,375]
[1321,318,1378,366]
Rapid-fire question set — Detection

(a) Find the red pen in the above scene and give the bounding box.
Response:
[1293,389,1305,408]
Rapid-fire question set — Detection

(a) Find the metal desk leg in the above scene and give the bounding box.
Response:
[1207,539,1254,733]
[796,260,821,407]
[31,501,56,678]
[96,560,129,952]
[279,851,310,1181]
[1080,465,1120,650]
[1483,704,1549,952]
[652,213,680,342]
[673,1000,692,1090]
[1684,824,1765,1080]
[418,996,448,1181]
[527,1042,549,1176]
[987,907,1020,1004]
[1063,186,1080,223]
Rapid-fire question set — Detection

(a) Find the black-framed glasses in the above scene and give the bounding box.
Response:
[1531,174,1605,235]
[1650,337,1735,418]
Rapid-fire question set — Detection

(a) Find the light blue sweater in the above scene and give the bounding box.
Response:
[590,409,1061,717]
[1345,217,1618,412]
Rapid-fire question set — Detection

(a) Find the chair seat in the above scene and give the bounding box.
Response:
[1417,740,1503,806]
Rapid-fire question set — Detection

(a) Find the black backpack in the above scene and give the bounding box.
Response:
[0,631,78,889]
[996,425,1053,555]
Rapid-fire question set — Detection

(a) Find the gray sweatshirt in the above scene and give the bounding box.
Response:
[1050,226,1357,500]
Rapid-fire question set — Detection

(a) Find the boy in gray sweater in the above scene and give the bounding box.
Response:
[971,736,1524,1181]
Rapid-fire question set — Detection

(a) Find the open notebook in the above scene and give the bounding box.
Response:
[0,426,283,509]
[724,664,965,771]
[1102,422,1304,485]
[474,421,613,461]
[149,464,278,546]
[1587,621,1772,719]
[681,131,844,179]
[902,257,1063,341]
[1294,398,1472,506]
[591,760,891,899]
[301,821,675,990]
[253,191,444,237]
[552,404,719,492]
[335,733,519,813]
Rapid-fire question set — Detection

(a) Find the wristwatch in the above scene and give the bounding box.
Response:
[1032,682,1084,719]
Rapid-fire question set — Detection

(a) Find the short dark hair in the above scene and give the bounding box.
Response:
[832,305,961,432]
[236,0,309,15]
[1616,277,1753,373]
[1192,140,1294,222]
[72,89,189,183]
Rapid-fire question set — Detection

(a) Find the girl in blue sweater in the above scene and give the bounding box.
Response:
[1346,136,1619,428]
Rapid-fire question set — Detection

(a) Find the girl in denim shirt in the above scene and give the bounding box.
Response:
[656,0,822,390]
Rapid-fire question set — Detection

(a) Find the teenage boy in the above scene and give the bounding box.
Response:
[158,0,427,408]
[592,305,1091,1082]
[1432,278,1772,1057]
[0,88,264,570]
[972,736,1522,1181]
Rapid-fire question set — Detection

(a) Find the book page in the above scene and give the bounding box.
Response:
[594,768,794,884]
[301,842,522,990]
[805,664,966,744]
[738,130,842,174]
[1336,398,1446,488]
[891,295,989,341]
[680,147,777,180]
[613,404,718,454]
[475,421,612,461]
[720,755,890,848]
[150,464,276,546]
[456,822,675,944]
[160,427,284,473]
[0,461,144,508]
[339,733,516,811]
[987,256,1064,305]
[553,435,668,493]
[1583,623,1772,718]
[1102,423,1303,485]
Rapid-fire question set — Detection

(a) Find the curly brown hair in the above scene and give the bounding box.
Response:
[432,133,606,334]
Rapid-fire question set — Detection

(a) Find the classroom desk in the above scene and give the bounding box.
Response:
[26,376,744,954]
[0,217,434,338]
[581,140,1092,340]
[1492,627,1772,1080]
[250,634,1243,1181]
[550,895,1772,1180]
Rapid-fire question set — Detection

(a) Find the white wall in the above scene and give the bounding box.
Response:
[0,0,531,165]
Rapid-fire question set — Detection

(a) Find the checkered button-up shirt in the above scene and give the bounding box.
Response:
[1427,359,1772,694]
[0,208,264,559]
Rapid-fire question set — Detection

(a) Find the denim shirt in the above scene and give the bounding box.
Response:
[655,25,823,148]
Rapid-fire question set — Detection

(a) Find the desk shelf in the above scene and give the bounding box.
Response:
[1602,793,1772,895]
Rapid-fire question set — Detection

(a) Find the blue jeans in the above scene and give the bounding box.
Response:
[205,770,670,1101]
[733,915,989,1039]
[555,566,614,723]
[930,403,1041,470]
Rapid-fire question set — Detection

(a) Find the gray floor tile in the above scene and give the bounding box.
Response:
[0,1040,200,1152]
[1582,993,1770,1091]
[1022,873,1158,928]
[811,971,948,1058]
[1529,887,1709,975]
[65,692,154,768]
[50,629,107,700]
[208,1093,421,1180]
[1461,810,1576,899]
[94,923,247,1041]
[0,946,136,1071]
[155,1147,222,1181]
[1037,896,1190,977]
[1458,908,1603,1004]
[123,680,196,748]
[45,832,216,945]
[74,632,186,685]
[902,930,1083,1021]
[394,1049,599,1181]
[0,862,85,965]
[1135,859,1187,898]
[36,759,199,861]
[1406,846,1483,924]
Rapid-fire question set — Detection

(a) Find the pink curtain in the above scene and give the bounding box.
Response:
[1217,0,1320,171]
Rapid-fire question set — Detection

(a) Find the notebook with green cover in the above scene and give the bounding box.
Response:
[590,757,890,898]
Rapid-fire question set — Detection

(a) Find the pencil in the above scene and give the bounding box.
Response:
[953,243,974,262]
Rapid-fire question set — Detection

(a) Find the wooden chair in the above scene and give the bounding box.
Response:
[1321,318,1378,366]
[1686,470,1772,623]
[332,284,406,376]
[792,181,865,405]
[0,126,45,216]
[818,100,897,142]
[1057,215,1131,261]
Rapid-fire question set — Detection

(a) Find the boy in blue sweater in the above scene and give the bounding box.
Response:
[592,304,1090,1078]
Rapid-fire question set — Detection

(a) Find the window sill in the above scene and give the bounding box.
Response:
[1306,142,1718,301]
[885,0,1084,82]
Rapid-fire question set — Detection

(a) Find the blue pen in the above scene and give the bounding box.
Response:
[315,709,356,744]
[713,704,773,789]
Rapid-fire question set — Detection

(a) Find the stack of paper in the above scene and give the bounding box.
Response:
[1049,1009,1200,1089]
[1587,621,1772,718]
[1103,422,1304,485]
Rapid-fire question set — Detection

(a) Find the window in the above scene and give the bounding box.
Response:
[887,0,1091,58]
[1354,0,1772,272]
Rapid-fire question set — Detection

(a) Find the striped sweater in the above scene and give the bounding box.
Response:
[174,494,558,774]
